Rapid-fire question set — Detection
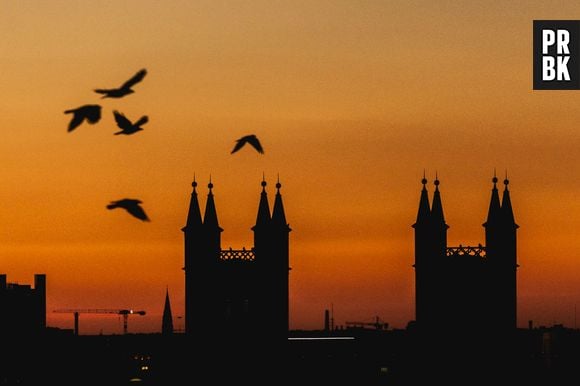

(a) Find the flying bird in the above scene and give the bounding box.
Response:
[231,134,264,154]
[94,68,147,98]
[106,199,150,221]
[64,104,102,132]
[113,110,148,135]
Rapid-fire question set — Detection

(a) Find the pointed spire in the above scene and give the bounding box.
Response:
[431,174,446,225]
[415,173,430,225]
[184,176,202,230]
[272,177,288,227]
[162,287,174,335]
[255,177,271,227]
[486,172,501,226]
[203,178,219,228]
[501,174,516,225]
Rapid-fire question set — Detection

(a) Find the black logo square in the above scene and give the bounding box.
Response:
[533,20,580,90]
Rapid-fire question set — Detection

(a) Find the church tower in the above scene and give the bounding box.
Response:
[252,178,272,335]
[500,176,518,330]
[270,179,291,338]
[182,178,204,334]
[414,172,518,332]
[485,174,518,330]
[252,178,291,342]
[183,177,290,342]
[412,174,433,327]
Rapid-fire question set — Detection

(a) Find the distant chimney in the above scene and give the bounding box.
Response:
[528,320,533,330]
[324,309,330,332]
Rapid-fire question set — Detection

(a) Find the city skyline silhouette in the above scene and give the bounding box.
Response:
[1,2,580,337]
[3,176,578,385]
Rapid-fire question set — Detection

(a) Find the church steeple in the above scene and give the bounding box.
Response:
[162,287,174,335]
[501,175,517,227]
[203,178,220,229]
[485,172,501,227]
[183,177,202,230]
[203,178,222,262]
[430,174,446,226]
[255,177,271,228]
[414,173,430,226]
[430,174,448,258]
[253,178,272,270]
[485,172,503,267]
[272,178,288,228]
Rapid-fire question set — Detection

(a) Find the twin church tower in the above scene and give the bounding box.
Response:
[182,178,290,342]
[181,171,518,340]
[413,174,518,331]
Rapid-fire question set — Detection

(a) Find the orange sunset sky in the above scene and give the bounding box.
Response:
[1,1,580,334]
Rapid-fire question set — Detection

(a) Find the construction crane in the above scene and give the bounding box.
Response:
[345,316,388,331]
[54,309,146,336]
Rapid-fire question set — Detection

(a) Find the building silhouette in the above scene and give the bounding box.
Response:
[162,288,173,335]
[0,274,46,336]
[413,174,518,332]
[182,178,290,343]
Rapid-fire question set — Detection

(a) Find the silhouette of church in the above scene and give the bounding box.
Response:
[182,178,290,342]
[162,288,173,335]
[413,174,518,332]
[0,274,46,336]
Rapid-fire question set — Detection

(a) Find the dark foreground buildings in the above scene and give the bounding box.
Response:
[0,274,46,336]
[182,178,290,345]
[413,174,518,332]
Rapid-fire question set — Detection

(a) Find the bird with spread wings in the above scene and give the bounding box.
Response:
[94,69,147,99]
[107,199,150,221]
[113,111,148,135]
[231,134,264,154]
